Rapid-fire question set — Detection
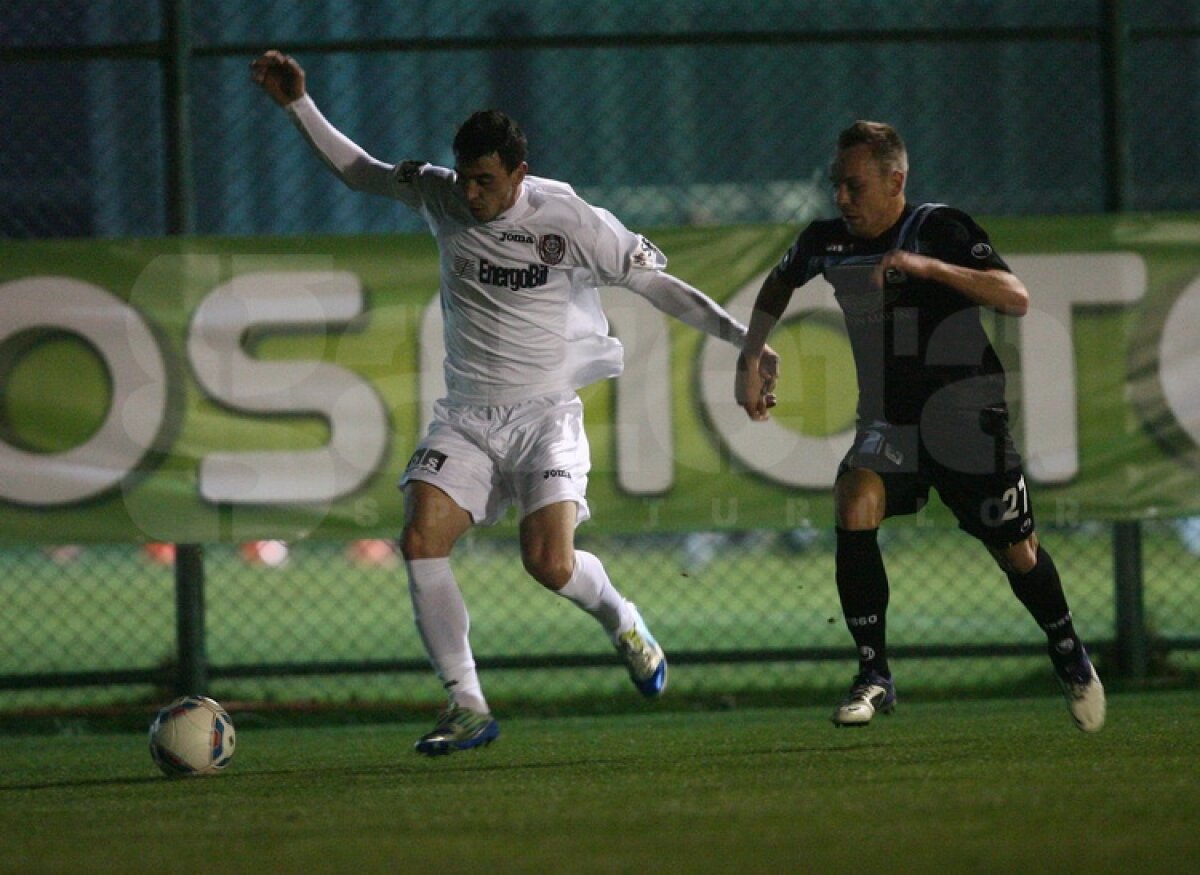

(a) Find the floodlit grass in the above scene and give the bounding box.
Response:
[2,691,1198,874]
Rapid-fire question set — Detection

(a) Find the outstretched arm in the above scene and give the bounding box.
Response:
[624,269,748,346]
[624,270,778,417]
[250,50,395,196]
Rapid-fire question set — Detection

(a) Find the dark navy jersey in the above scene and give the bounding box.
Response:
[777,203,1011,426]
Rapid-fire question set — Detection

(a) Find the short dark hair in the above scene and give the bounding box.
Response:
[453,110,528,170]
[835,120,908,176]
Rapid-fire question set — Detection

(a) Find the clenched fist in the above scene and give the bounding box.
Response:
[250,49,306,106]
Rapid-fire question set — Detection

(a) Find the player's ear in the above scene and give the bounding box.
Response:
[512,161,528,183]
[889,169,906,196]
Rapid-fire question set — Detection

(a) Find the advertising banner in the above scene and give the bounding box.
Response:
[1,216,1198,543]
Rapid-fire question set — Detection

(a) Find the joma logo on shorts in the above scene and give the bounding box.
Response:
[543,469,571,479]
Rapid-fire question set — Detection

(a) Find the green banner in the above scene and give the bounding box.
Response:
[1,216,1199,543]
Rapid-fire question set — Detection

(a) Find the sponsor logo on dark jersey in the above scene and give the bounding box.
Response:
[538,234,566,265]
[479,259,549,291]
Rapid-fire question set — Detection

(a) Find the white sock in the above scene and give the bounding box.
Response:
[555,550,635,639]
[405,558,488,714]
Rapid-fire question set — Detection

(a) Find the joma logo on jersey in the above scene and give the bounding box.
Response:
[478,259,549,291]
[499,231,534,244]
[543,469,571,479]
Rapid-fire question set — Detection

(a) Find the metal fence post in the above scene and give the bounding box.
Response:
[162,0,194,236]
[1100,0,1131,212]
[173,544,209,694]
[1112,521,1148,680]
[163,0,205,698]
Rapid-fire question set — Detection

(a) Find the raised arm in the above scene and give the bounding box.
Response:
[250,50,395,197]
[873,249,1029,316]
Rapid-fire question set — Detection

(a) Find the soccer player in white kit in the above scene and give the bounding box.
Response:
[252,51,777,754]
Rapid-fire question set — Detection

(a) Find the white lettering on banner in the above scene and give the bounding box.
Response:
[699,273,853,488]
[418,293,445,433]
[0,253,1170,511]
[1006,254,1146,483]
[1159,272,1200,449]
[188,271,388,504]
[0,277,167,505]
[600,288,673,494]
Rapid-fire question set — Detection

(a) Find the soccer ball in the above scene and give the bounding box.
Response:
[148,695,236,777]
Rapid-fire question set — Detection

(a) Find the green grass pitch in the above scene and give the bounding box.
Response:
[3,691,1198,873]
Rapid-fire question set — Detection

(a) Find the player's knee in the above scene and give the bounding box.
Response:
[522,548,574,590]
[993,535,1039,575]
[836,496,883,531]
[398,525,445,561]
[834,471,886,530]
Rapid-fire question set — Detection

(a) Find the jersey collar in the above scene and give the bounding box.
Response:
[493,182,532,224]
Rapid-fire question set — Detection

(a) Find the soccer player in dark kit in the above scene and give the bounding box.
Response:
[735,120,1104,732]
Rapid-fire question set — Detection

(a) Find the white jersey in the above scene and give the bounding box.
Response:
[386,164,660,404]
[287,95,746,406]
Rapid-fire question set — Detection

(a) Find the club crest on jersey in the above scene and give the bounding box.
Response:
[971,242,993,260]
[538,234,566,265]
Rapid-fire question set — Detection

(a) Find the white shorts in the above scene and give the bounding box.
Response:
[399,392,591,527]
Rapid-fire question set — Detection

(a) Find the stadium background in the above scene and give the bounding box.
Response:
[1,0,1198,714]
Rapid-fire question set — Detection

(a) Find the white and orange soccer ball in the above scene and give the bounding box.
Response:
[148,695,236,777]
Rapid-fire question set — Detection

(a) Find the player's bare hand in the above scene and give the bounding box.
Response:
[736,345,780,421]
[250,50,306,106]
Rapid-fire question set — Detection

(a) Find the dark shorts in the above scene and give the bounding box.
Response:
[837,407,1035,548]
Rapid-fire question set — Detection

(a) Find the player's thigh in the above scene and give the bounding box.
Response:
[400,481,473,558]
[937,467,1036,550]
[836,422,928,527]
[400,413,505,526]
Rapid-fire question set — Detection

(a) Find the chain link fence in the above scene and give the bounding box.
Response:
[3,2,1200,712]
[3,520,1198,713]
[3,1,1200,238]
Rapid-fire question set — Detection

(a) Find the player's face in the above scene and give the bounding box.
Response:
[832,144,905,239]
[456,153,527,222]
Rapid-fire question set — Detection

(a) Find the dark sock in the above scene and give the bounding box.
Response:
[1006,546,1081,674]
[835,527,891,678]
